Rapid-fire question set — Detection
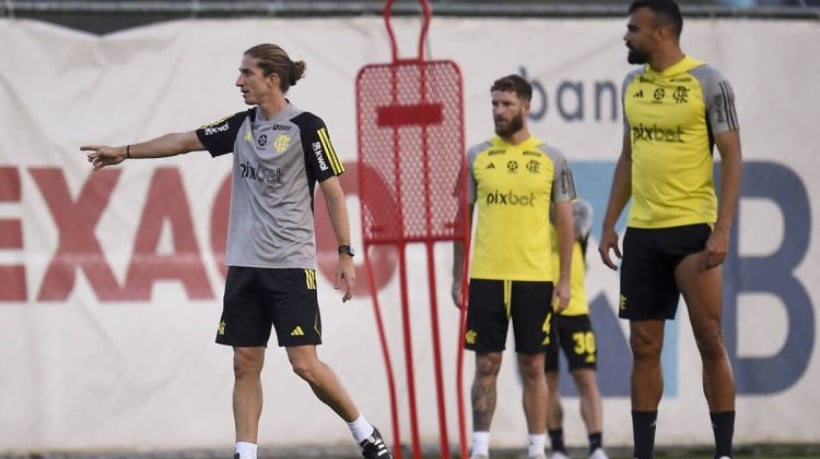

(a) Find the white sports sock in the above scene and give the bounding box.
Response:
[472,431,490,456]
[528,433,547,457]
[234,441,257,459]
[347,414,375,444]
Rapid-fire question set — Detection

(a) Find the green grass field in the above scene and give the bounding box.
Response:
[406,456,816,459]
[326,449,820,459]
[41,446,814,459]
[333,446,820,459]
[206,444,820,458]
[18,447,813,459]
[401,455,817,459]
[331,455,818,459]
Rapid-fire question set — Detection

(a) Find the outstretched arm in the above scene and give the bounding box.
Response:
[82,131,204,170]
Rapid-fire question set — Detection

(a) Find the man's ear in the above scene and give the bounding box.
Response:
[267,72,281,88]
[654,25,671,42]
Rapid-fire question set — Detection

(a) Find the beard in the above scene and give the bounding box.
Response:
[494,112,524,137]
[627,46,649,64]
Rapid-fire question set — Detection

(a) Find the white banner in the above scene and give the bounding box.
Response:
[0,16,818,453]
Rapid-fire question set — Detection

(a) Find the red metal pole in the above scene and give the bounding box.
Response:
[397,244,422,459]
[363,247,404,459]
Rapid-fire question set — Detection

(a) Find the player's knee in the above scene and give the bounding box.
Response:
[290,358,319,383]
[518,365,547,382]
[693,327,727,360]
[475,353,502,377]
[546,373,560,390]
[517,356,544,381]
[630,332,662,362]
[572,371,598,394]
[233,349,264,377]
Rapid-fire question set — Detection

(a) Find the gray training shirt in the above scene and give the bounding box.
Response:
[196,103,345,269]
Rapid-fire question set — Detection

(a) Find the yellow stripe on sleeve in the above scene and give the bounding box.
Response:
[318,128,344,174]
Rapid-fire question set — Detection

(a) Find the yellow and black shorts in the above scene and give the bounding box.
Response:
[545,314,597,373]
[464,278,554,354]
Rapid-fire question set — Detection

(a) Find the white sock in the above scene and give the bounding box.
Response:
[234,441,257,459]
[472,431,490,456]
[347,414,375,444]
[528,433,547,457]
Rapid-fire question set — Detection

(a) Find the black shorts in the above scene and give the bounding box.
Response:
[545,314,597,373]
[216,266,322,347]
[620,223,711,321]
[464,279,554,354]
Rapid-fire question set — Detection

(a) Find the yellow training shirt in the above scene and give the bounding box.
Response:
[467,136,576,281]
[622,55,740,228]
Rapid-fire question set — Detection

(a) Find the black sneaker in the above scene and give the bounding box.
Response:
[359,427,392,458]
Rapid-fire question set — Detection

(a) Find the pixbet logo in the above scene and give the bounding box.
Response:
[485,190,535,207]
[631,123,684,143]
[312,141,329,171]
[203,122,230,136]
[239,161,283,186]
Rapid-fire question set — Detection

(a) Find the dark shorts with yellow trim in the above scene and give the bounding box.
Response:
[620,224,711,321]
[215,266,322,348]
[545,314,597,373]
[464,278,554,354]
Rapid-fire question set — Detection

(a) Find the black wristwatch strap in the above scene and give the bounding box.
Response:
[338,245,355,257]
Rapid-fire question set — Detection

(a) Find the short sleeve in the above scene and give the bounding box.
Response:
[293,112,344,182]
[195,111,249,157]
[546,147,577,203]
[465,143,486,205]
[695,66,740,134]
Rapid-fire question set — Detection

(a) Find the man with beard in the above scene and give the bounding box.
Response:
[452,74,576,459]
[598,2,742,459]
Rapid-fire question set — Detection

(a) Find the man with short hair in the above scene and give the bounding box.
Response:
[453,74,576,459]
[598,2,742,459]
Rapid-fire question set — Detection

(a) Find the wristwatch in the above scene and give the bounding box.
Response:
[338,245,355,257]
